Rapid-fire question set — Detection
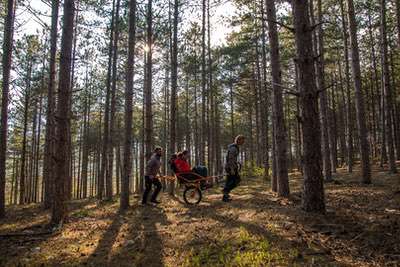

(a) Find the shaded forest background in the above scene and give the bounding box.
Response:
[0,0,399,224]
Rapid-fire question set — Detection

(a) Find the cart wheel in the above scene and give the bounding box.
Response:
[183,186,202,205]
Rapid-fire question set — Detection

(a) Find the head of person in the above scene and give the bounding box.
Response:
[154,147,163,157]
[234,135,245,146]
[181,150,190,160]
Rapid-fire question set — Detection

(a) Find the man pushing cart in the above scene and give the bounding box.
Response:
[141,135,245,205]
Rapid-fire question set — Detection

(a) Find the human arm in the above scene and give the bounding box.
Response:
[225,146,239,175]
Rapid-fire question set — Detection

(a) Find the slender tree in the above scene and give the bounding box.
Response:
[0,0,16,218]
[260,0,270,178]
[99,0,116,200]
[200,0,207,165]
[292,0,325,213]
[265,0,289,197]
[380,0,397,173]
[169,0,179,194]
[121,0,136,210]
[43,0,59,209]
[312,0,332,182]
[339,0,354,173]
[51,0,75,226]
[346,0,372,183]
[107,0,122,200]
[144,0,154,160]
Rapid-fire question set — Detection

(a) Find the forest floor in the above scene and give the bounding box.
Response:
[1,164,400,267]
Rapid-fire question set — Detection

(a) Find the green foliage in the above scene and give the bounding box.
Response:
[183,227,297,267]
[71,209,91,218]
[241,161,265,178]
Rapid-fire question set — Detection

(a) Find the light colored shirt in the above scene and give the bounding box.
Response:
[145,154,161,177]
[225,143,239,175]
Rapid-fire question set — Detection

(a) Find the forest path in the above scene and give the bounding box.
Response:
[0,164,399,266]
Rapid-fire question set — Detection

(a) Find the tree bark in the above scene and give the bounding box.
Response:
[260,0,270,178]
[367,13,380,158]
[107,0,122,200]
[0,0,16,218]
[265,0,289,197]
[99,0,116,200]
[121,0,136,210]
[292,0,325,213]
[346,0,372,183]
[311,0,332,182]
[80,70,91,199]
[20,61,32,205]
[169,0,179,194]
[380,0,397,173]
[200,0,207,165]
[144,0,154,160]
[34,95,43,203]
[51,0,75,226]
[339,0,354,173]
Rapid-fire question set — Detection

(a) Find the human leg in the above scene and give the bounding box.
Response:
[151,178,162,202]
[142,176,152,204]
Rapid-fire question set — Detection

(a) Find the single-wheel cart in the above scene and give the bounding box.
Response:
[159,172,223,205]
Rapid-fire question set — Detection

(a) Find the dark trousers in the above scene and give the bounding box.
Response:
[223,174,241,195]
[142,176,162,203]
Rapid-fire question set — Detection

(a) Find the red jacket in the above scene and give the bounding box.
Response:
[174,158,191,173]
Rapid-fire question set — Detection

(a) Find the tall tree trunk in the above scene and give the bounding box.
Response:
[207,0,214,174]
[266,0,289,197]
[35,95,43,203]
[194,54,200,165]
[80,71,91,199]
[51,0,75,226]
[312,0,332,182]
[116,141,121,195]
[14,159,19,205]
[28,103,38,203]
[200,0,207,165]
[20,61,32,205]
[99,0,116,200]
[144,0,154,160]
[329,85,338,171]
[339,0,354,173]
[260,0,270,178]
[388,45,400,161]
[337,61,347,166]
[367,13,380,158]
[185,77,190,154]
[380,0,397,173]
[43,0,59,209]
[107,0,122,200]
[292,0,325,213]
[121,0,136,210]
[347,0,372,183]
[10,154,16,205]
[169,0,179,194]
[0,0,16,218]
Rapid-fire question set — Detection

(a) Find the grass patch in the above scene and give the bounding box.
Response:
[182,227,298,267]
[71,209,91,218]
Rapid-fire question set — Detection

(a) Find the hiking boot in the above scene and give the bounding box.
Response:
[150,199,161,204]
[222,194,231,202]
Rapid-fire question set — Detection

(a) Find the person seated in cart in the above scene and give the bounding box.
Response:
[175,151,192,173]
[173,150,211,189]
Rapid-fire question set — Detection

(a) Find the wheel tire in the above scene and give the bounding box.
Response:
[183,186,202,205]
